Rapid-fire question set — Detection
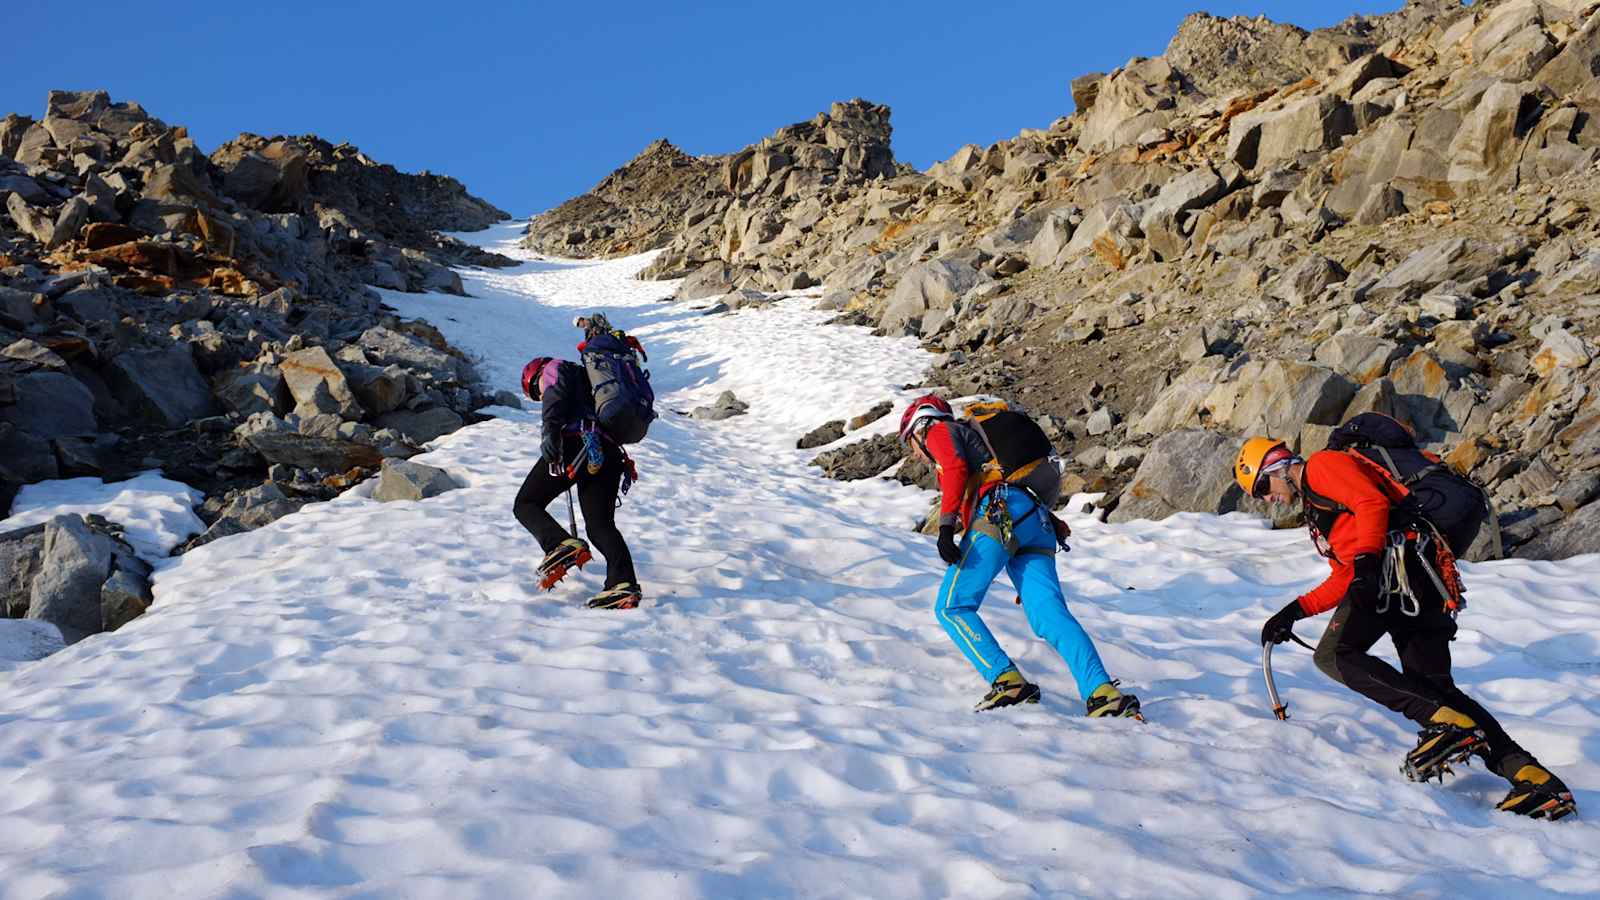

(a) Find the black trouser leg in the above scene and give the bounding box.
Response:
[576,443,636,588]
[1392,608,1532,777]
[1313,595,1450,726]
[513,453,575,552]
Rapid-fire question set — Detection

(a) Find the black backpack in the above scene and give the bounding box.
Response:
[1324,413,1492,557]
[581,332,655,444]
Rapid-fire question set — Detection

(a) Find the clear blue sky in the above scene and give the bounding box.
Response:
[6,1,1411,216]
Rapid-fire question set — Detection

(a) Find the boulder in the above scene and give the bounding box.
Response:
[1386,350,1461,437]
[0,371,97,438]
[798,420,846,449]
[1519,498,1600,560]
[0,287,48,330]
[357,327,462,382]
[185,483,304,549]
[344,363,409,416]
[214,364,292,418]
[0,422,60,481]
[881,257,983,333]
[1447,81,1537,185]
[45,196,91,250]
[213,142,309,212]
[979,207,1056,256]
[52,435,120,478]
[27,515,113,644]
[1366,238,1501,301]
[1063,201,1140,261]
[677,262,743,300]
[1086,407,1119,436]
[1024,210,1077,270]
[1535,9,1600,97]
[848,401,893,431]
[1108,429,1269,522]
[373,406,465,445]
[1313,333,1402,383]
[1270,255,1347,307]
[1353,184,1407,225]
[4,338,68,369]
[0,524,46,618]
[811,433,905,481]
[6,191,57,246]
[1139,168,1227,261]
[1530,326,1594,375]
[690,391,750,421]
[100,550,152,631]
[1207,359,1357,436]
[1230,94,1357,170]
[372,458,460,502]
[240,414,383,471]
[281,346,365,420]
[106,345,216,426]
[1133,356,1230,435]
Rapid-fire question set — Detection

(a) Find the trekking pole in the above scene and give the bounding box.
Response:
[1262,627,1316,721]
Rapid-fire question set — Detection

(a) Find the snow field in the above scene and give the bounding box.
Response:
[0,224,1596,898]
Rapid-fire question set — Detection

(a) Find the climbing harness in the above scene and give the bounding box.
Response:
[1374,526,1465,618]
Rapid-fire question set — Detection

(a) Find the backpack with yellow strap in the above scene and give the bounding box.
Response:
[959,400,1065,554]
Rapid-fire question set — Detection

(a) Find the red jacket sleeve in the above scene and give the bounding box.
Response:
[1296,452,1393,616]
[922,422,969,529]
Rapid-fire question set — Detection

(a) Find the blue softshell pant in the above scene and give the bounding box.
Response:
[935,490,1111,700]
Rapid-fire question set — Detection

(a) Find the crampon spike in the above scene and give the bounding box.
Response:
[538,547,593,591]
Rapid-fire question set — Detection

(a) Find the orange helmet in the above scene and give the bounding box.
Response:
[1234,437,1295,498]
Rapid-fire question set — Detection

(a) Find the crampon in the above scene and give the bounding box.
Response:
[537,539,592,591]
[1498,766,1578,822]
[1401,723,1484,783]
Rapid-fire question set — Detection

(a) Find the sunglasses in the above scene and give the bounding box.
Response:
[1252,460,1292,499]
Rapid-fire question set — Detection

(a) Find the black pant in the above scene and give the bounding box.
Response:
[1313,547,1531,777]
[512,435,636,589]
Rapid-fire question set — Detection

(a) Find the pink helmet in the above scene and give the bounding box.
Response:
[522,357,554,399]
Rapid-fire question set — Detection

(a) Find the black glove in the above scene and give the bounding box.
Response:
[1347,553,1383,607]
[937,526,962,566]
[1261,600,1306,646]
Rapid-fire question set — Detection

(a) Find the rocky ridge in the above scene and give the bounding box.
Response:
[1,89,515,628]
[524,0,1600,559]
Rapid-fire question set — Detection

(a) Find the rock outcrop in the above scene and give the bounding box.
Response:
[529,0,1600,558]
[1,89,513,551]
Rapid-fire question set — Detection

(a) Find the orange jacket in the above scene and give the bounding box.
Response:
[1296,450,1399,616]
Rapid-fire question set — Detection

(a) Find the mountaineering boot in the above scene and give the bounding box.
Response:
[1402,707,1485,783]
[975,668,1041,711]
[537,538,592,590]
[1497,765,1577,821]
[587,583,642,610]
[1085,682,1143,720]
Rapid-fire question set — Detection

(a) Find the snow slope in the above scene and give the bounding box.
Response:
[1,223,1596,899]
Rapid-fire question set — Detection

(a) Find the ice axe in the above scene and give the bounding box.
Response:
[1261,627,1315,721]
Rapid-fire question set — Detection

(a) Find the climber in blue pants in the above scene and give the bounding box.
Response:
[899,394,1142,716]
[938,490,1112,698]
